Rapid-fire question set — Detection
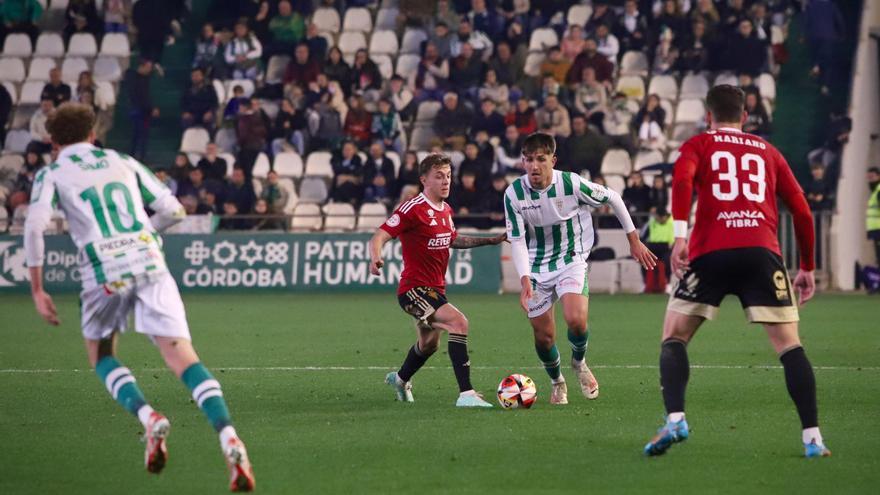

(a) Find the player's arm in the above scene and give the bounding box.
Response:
[369,228,393,275]
[576,175,657,270]
[24,169,60,326]
[670,149,699,277]
[450,232,507,248]
[123,153,186,231]
[503,186,533,313]
[776,152,817,304]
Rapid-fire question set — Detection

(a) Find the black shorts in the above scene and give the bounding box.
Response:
[668,247,799,323]
[398,286,448,322]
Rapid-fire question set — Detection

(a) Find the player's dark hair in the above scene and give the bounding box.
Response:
[522,132,557,156]
[418,153,452,176]
[46,102,95,146]
[706,84,745,123]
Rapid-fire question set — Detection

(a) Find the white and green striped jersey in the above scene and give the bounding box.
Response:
[504,170,615,274]
[24,142,183,290]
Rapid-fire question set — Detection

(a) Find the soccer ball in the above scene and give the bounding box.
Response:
[497,374,537,409]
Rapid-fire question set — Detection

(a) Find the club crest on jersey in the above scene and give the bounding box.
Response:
[386,213,401,227]
[554,199,564,211]
[426,209,435,217]
[717,210,765,228]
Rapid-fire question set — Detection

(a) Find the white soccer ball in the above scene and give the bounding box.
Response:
[497,374,537,409]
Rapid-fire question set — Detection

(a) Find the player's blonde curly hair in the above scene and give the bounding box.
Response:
[46,102,96,146]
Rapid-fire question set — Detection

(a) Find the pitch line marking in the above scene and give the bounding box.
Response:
[1,364,878,374]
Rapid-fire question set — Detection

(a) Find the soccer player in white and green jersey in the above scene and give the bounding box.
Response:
[23,104,255,491]
[504,132,658,404]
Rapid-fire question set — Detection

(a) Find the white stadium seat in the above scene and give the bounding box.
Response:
[567,4,593,26]
[297,178,329,204]
[675,99,706,123]
[415,100,441,124]
[648,75,678,101]
[409,127,437,150]
[528,28,558,52]
[375,7,399,31]
[395,53,420,79]
[0,58,26,82]
[214,128,238,154]
[179,127,211,154]
[305,151,334,178]
[277,177,299,213]
[634,150,665,171]
[370,54,393,80]
[3,33,32,57]
[99,33,131,58]
[67,33,98,57]
[251,152,271,179]
[273,151,304,178]
[369,30,399,57]
[338,31,367,58]
[400,28,427,55]
[93,56,122,82]
[35,33,65,57]
[523,52,546,77]
[600,149,632,176]
[2,82,17,104]
[615,75,645,101]
[620,51,649,77]
[61,57,90,81]
[713,72,738,88]
[95,80,116,108]
[312,7,341,33]
[659,98,674,127]
[323,203,357,231]
[758,73,776,100]
[224,79,255,98]
[27,57,56,81]
[19,81,45,104]
[603,174,626,196]
[343,7,373,33]
[4,129,31,153]
[358,202,388,231]
[265,55,290,84]
[679,73,709,100]
[385,151,401,176]
[291,203,323,231]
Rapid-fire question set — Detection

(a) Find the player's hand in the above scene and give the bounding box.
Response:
[630,240,658,270]
[519,276,533,314]
[670,238,690,278]
[793,270,816,306]
[491,233,508,245]
[370,258,384,276]
[32,290,60,326]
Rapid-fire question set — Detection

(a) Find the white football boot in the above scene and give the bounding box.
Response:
[572,358,600,399]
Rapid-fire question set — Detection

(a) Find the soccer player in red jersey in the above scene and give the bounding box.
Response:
[643,85,830,457]
[369,154,506,407]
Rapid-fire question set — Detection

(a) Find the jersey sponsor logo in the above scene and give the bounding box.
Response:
[716,210,766,228]
[773,270,790,301]
[676,272,700,299]
[385,213,401,227]
[521,205,542,211]
[711,134,767,149]
[427,233,452,249]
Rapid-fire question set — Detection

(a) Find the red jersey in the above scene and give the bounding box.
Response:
[380,193,458,295]
[672,127,815,270]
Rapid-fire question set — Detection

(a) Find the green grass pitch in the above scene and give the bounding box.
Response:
[1,292,878,494]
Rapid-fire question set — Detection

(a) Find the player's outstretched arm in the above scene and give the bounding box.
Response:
[776,152,817,304]
[604,187,657,270]
[24,169,60,326]
[369,228,393,275]
[451,232,507,249]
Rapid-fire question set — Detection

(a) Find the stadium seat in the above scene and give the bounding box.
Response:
[648,75,678,101]
[600,149,632,176]
[634,150,665,171]
[659,98,674,127]
[61,57,89,81]
[219,152,236,177]
[369,30,399,57]
[567,4,593,26]
[0,58,26,83]
[3,129,31,153]
[342,7,373,33]
[277,177,299,213]
[679,73,709,100]
[273,151,304,178]
[675,99,705,123]
[409,126,437,150]
[758,73,776,100]
[671,122,699,142]
[620,51,649,77]
[667,149,681,163]
[251,177,263,197]
[35,33,65,57]
[1,82,17,104]
[312,7,341,33]
[95,80,116,108]
[400,28,427,55]
[305,151,334,178]
[251,152,270,179]
[375,7,399,31]
[67,33,97,57]
[713,71,738,88]
[27,57,56,81]
[179,127,210,154]
[323,203,357,231]
[265,55,290,84]
[385,151,401,176]
[338,31,367,58]
[528,28,558,52]
[99,33,131,58]
[449,150,465,169]
[3,33,32,57]
[763,98,774,120]
[603,174,626,196]
[224,79,255,98]
[771,25,785,45]
[214,128,238,154]
[395,54,420,79]
[18,81,44,104]
[615,76,645,101]
[523,52,546,77]
[8,204,27,235]
[297,178,329,204]
[357,202,388,231]
[371,54,393,80]
[0,205,8,232]
[290,203,323,231]
[0,154,24,174]
[415,100,441,124]
[92,56,122,82]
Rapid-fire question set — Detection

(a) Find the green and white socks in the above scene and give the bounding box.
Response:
[536,344,564,383]
[181,362,233,433]
[568,328,589,364]
[96,356,154,428]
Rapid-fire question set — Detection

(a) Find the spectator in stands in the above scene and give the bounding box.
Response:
[805,163,834,211]
[225,19,263,80]
[535,94,571,139]
[469,0,502,40]
[458,141,492,189]
[595,24,620,66]
[271,98,307,156]
[250,198,285,230]
[590,174,619,228]
[677,19,711,73]
[126,58,158,160]
[652,27,680,75]
[176,167,210,200]
[74,71,96,103]
[28,98,55,154]
[506,97,537,136]
[169,152,194,184]
[193,23,222,76]
[691,0,721,32]
[488,41,523,88]
[496,124,524,174]
[483,173,508,228]
[623,172,652,216]
[384,75,414,121]
[197,142,228,183]
[562,115,610,179]
[615,0,649,53]
[477,69,510,114]
[225,167,256,216]
[573,67,609,132]
[372,99,404,156]
[181,68,218,132]
[223,84,246,121]
[236,98,269,174]
[249,0,272,46]
[350,49,383,97]
[362,142,396,205]
[472,99,505,141]
[805,0,845,95]
[567,38,614,86]
[307,91,344,151]
[585,1,616,38]
[450,18,493,62]
[284,43,320,91]
[267,0,304,56]
[449,42,485,100]
[5,150,43,212]
[500,18,527,53]
[103,0,129,34]
[540,46,572,86]
[604,92,636,150]
[395,151,420,199]
[634,94,666,131]
[132,0,172,63]
[154,167,177,196]
[323,47,352,96]
[0,84,12,145]
[331,141,364,205]
[561,25,586,61]
[640,207,674,292]
[434,92,473,151]
[344,95,373,148]
[260,170,289,214]
[219,200,248,230]
[433,0,460,33]
[720,0,748,33]
[654,0,688,45]
[865,167,880,271]
[649,175,669,211]
[728,18,767,77]
[750,2,773,42]
[303,23,327,61]
[743,91,771,138]
[64,0,103,46]
[196,190,220,215]
[450,170,482,227]
[42,69,72,108]
[429,21,455,60]
[0,0,42,45]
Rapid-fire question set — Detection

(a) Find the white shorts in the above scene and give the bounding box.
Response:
[527,260,589,319]
[80,272,191,341]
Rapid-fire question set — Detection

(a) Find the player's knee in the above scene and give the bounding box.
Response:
[452,314,469,335]
[534,331,555,350]
[563,313,587,332]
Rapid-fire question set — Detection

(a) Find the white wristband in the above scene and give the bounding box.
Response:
[673,220,689,239]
